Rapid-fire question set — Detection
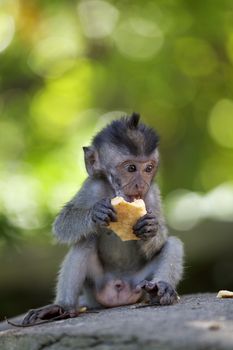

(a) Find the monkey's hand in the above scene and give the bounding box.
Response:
[139,280,178,305]
[22,304,78,325]
[91,198,117,226]
[133,213,158,240]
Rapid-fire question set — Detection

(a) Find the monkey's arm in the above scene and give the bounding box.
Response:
[53,178,115,243]
[151,236,184,287]
[138,184,168,258]
[136,236,184,305]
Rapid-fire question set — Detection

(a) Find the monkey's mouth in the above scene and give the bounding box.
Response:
[125,194,142,202]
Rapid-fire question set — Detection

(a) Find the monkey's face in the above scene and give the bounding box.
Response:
[108,156,158,202]
[95,278,142,307]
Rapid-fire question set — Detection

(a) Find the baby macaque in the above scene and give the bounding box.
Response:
[22,113,184,325]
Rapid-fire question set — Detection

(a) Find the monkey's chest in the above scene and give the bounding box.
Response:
[97,229,143,272]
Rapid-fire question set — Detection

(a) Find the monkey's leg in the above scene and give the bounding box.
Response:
[55,241,104,310]
[136,236,184,305]
[23,241,103,325]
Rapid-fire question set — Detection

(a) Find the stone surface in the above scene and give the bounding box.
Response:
[0,294,233,350]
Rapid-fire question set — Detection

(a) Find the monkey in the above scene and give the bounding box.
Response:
[22,113,184,325]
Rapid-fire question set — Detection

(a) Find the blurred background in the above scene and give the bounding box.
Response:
[1,0,233,318]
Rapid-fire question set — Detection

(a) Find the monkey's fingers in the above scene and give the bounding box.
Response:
[96,198,117,215]
[92,199,117,225]
[97,207,117,222]
[133,215,158,231]
[93,212,111,225]
[133,225,158,241]
[134,224,157,234]
[101,198,117,212]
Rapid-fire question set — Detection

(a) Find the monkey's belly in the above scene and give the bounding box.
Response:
[98,230,145,272]
[94,279,142,307]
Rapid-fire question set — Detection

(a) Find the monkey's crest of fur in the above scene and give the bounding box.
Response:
[93,113,159,156]
[126,112,140,129]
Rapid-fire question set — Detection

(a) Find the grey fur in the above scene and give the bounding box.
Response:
[53,178,183,309]
[21,116,184,326]
[53,177,114,243]
[51,117,184,310]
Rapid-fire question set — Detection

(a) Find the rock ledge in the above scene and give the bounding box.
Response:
[0,294,233,350]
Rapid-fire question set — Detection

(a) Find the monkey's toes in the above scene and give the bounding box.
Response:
[140,280,179,306]
[22,304,65,325]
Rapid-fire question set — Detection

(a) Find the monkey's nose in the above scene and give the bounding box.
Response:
[135,183,144,194]
[114,280,124,292]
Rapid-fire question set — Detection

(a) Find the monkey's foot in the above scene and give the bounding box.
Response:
[139,280,179,305]
[22,304,79,325]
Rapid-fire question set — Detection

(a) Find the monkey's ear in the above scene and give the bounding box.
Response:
[83,146,101,176]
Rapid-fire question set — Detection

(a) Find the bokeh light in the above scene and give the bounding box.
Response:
[0,13,15,52]
[113,17,164,60]
[208,99,233,148]
[226,32,233,64]
[165,183,233,231]
[77,0,119,39]
[0,173,41,229]
[30,60,94,139]
[174,37,217,77]
[28,12,84,78]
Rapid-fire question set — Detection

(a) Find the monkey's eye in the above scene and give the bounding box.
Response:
[127,164,137,172]
[145,164,154,173]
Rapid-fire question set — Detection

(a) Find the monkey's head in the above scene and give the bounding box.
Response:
[83,113,159,202]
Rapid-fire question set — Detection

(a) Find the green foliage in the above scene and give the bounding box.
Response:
[1,0,233,242]
[0,214,22,245]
